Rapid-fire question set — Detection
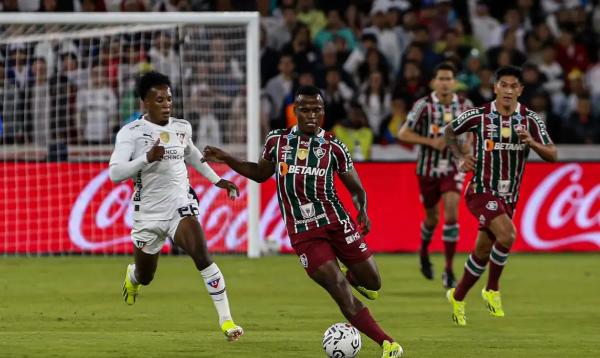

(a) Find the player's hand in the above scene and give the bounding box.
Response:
[429,137,447,151]
[202,146,228,163]
[458,154,475,172]
[146,139,165,163]
[516,128,535,146]
[216,179,239,200]
[356,209,371,236]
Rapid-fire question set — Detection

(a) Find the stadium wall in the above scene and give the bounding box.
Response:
[1,162,598,254]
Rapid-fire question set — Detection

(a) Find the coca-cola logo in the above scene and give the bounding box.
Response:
[521,163,600,249]
[68,168,291,252]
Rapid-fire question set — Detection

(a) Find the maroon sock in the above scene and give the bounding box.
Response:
[486,242,510,291]
[454,253,488,301]
[349,307,393,345]
[443,241,457,272]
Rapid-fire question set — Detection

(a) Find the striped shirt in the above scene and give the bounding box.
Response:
[406,92,473,177]
[262,126,353,236]
[451,101,553,204]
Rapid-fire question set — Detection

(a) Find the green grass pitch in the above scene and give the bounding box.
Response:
[1,254,599,357]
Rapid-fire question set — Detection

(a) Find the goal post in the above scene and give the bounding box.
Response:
[0,12,262,257]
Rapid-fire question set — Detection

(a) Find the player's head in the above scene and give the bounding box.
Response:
[431,62,456,97]
[493,65,524,109]
[137,71,172,124]
[294,85,324,135]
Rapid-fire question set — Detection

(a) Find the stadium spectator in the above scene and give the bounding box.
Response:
[364,4,402,76]
[358,71,390,140]
[468,67,495,106]
[333,101,373,161]
[314,8,356,50]
[296,0,326,41]
[469,1,502,51]
[379,93,410,145]
[280,22,321,74]
[322,67,353,131]
[25,57,51,146]
[563,95,600,144]
[264,53,295,128]
[260,25,281,87]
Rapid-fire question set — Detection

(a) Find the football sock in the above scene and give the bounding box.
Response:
[128,264,140,285]
[420,222,435,257]
[486,242,510,291]
[349,307,393,346]
[454,253,488,301]
[200,263,232,326]
[442,223,459,271]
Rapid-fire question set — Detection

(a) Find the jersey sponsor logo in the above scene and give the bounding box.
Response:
[279,164,327,176]
[486,112,499,121]
[345,231,361,244]
[455,108,479,124]
[313,147,326,159]
[300,202,315,219]
[297,148,308,160]
[159,132,170,143]
[296,213,327,225]
[486,201,498,211]
[299,253,308,268]
[484,140,526,151]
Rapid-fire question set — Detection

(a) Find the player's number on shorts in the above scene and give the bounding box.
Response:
[341,219,353,233]
[178,204,199,218]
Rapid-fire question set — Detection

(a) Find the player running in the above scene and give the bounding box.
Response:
[202,85,403,357]
[444,66,557,326]
[109,71,243,341]
[398,62,473,288]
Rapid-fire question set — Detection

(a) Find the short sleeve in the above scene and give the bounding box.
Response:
[261,130,280,162]
[527,110,553,145]
[331,137,354,174]
[451,108,481,135]
[405,98,427,133]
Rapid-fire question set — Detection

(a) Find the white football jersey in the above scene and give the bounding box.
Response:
[110,116,196,221]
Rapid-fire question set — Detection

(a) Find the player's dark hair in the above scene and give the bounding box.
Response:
[137,71,171,100]
[494,65,523,84]
[432,62,457,78]
[294,85,322,99]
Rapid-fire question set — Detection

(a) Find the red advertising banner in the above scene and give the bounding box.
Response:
[1,162,599,254]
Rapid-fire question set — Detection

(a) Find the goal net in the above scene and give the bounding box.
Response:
[0,13,262,257]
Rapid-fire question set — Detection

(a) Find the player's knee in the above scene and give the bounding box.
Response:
[425,214,439,228]
[498,229,516,248]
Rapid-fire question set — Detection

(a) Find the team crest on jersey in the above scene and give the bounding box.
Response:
[160,132,170,143]
[300,203,315,219]
[177,132,185,143]
[297,148,309,160]
[501,126,511,138]
[486,201,498,211]
[313,147,326,159]
[299,254,308,268]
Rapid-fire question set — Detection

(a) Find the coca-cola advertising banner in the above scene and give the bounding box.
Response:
[1,162,598,254]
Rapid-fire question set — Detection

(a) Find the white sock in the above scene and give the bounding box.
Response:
[200,263,232,326]
[128,264,140,285]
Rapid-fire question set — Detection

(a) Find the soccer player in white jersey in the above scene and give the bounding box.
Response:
[108,71,243,341]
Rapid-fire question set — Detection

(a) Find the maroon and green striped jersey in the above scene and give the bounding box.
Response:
[451,101,553,204]
[406,93,473,177]
[262,126,353,236]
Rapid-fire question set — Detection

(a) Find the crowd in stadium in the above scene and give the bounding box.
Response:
[1,0,600,159]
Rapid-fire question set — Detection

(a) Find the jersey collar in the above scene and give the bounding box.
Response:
[141,114,173,128]
[431,91,458,105]
[291,125,325,137]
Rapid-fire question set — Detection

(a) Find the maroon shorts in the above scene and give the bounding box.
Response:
[465,188,515,239]
[289,220,372,274]
[418,173,464,209]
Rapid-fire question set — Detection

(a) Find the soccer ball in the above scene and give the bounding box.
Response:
[322,323,362,358]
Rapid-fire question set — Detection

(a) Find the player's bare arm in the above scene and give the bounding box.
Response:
[445,125,475,172]
[202,145,276,183]
[398,124,446,151]
[339,169,371,235]
[516,129,558,162]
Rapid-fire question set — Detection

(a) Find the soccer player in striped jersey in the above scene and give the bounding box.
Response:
[444,66,557,326]
[202,85,404,357]
[109,72,243,341]
[398,62,473,288]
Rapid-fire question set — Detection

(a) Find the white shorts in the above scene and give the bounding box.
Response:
[131,201,199,254]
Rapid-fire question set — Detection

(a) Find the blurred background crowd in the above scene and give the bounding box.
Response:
[1,0,600,161]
